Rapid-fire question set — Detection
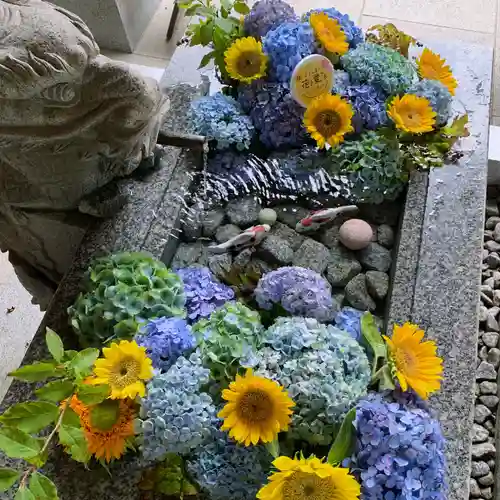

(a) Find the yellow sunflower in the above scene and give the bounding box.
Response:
[257,455,361,500]
[387,94,436,134]
[69,395,136,462]
[225,37,268,83]
[310,12,348,55]
[91,340,153,399]
[383,322,443,400]
[218,369,294,446]
[417,48,458,96]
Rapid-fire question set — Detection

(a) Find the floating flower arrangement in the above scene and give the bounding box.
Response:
[180,0,470,205]
[0,252,446,500]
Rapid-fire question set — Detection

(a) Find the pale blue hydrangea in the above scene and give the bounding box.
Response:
[254,266,336,322]
[263,22,316,84]
[135,317,194,372]
[407,79,452,125]
[187,430,271,500]
[303,8,364,48]
[333,70,352,94]
[254,317,371,444]
[244,0,298,39]
[190,93,254,151]
[137,351,217,460]
[237,81,307,148]
[334,307,364,341]
[352,393,447,500]
[342,43,417,95]
[193,302,264,376]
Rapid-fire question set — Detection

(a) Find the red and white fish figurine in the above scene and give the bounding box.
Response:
[208,224,271,254]
[296,206,358,233]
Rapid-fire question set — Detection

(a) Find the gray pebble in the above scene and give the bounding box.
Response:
[483,277,495,288]
[171,241,208,268]
[478,346,489,361]
[479,306,488,323]
[344,274,376,311]
[471,461,490,478]
[486,216,500,229]
[357,242,392,272]
[233,248,254,268]
[483,332,499,348]
[487,347,500,368]
[488,306,500,318]
[476,361,497,381]
[360,202,400,225]
[472,424,489,443]
[478,472,494,487]
[485,240,500,253]
[486,314,500,332]
[471,443,496,459]
[257,236,294,265]
[486,252,500,268]
[494,223,500,243]
[365,271,390,300]
[202,209,225,237]
[293,239,331,273]
[479,395,499,409]
[483,249,490,261]
[181,210,202,241]
[481,285,494,298]
[319,225,341,249]
[493,290,500,306]
[326,256,362,287]
[486,201,499,217]
[485,230,494,242]
[474,405,492,424]
[480,381,498,395]
[270,222,304,250]
[470,478,481,498]
[377,224,395,248]
[484,420,495,432]
[487,459,496,469]
[226,196,261,227]
[208,253,232,281]
[481,487,493,500]
[215,224,241,243]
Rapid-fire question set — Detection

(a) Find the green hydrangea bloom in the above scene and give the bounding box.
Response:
[341,42,417,95]
[68,252,186,346]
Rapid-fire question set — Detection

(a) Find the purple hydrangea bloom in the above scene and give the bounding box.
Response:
[352,393,447,500]
[254,266,336,322]
[135,317,195,371]
[263,22,316,85]
[337,84,389,133]
[334,307,364,340]
[244,0,298,39]
[303,8,364,48]
[238,81,308,148]
[175,267,234,322]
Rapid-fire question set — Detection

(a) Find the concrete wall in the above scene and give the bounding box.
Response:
[51,0,163,52]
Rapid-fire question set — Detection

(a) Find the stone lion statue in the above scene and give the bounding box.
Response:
[0,0,169,308]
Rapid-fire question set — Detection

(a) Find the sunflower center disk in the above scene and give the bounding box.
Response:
[395,348,416,374]
[283,472,336,500]
[110,357,141,389]
[238,389,273,422]
[314,111,342,138]
[236,52,262,78]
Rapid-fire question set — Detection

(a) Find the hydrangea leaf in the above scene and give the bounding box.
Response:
[360,312,387,378]
[327,407,356,465]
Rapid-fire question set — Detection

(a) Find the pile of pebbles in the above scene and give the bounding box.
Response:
[171,196,400,317]
[473,192,500,499]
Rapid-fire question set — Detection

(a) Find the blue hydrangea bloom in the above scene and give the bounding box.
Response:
[337,84,389,132]
[190,93,254,151]
[254,317,371,444]
[254,266,336,322]
[407,79,452,125]
[137,351,217,460]
[333,70,352,94]
[187,430,271,500]
[352,393,447,500]
[303,8,364,48]
[244,0,298,39]
[135,317,195,372]
[263,22,316,84]
[238,81,307,149]
[334,307,364,341]
[175,267,234,322]
[342,43,417,95]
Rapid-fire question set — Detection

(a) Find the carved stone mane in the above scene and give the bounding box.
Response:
[0,0,169,306]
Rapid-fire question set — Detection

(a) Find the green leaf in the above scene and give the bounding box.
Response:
[361,312,387,378]
[200,21,213,45]
[15,486,35,500]
[9,363,61,383]
[376,364,396,391]
[220,0,232,12]
[443,114,469,138]
[62,351,78,362]
[215,16,237,33]
[0,468,21,492]
[233,1,250,14]
[90,400,120,431]
[0,402,59,434]
[76,384,110,405]
[45,329,64,363]
[61,408,81,428]
[0,427,43,460]
[29,473,58,500]
[265,439,280,459]
[327,408,356,465]
[58,425,90,464]
[35,380,74,403]
[198,51,216,69]
[68,348,99,379]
